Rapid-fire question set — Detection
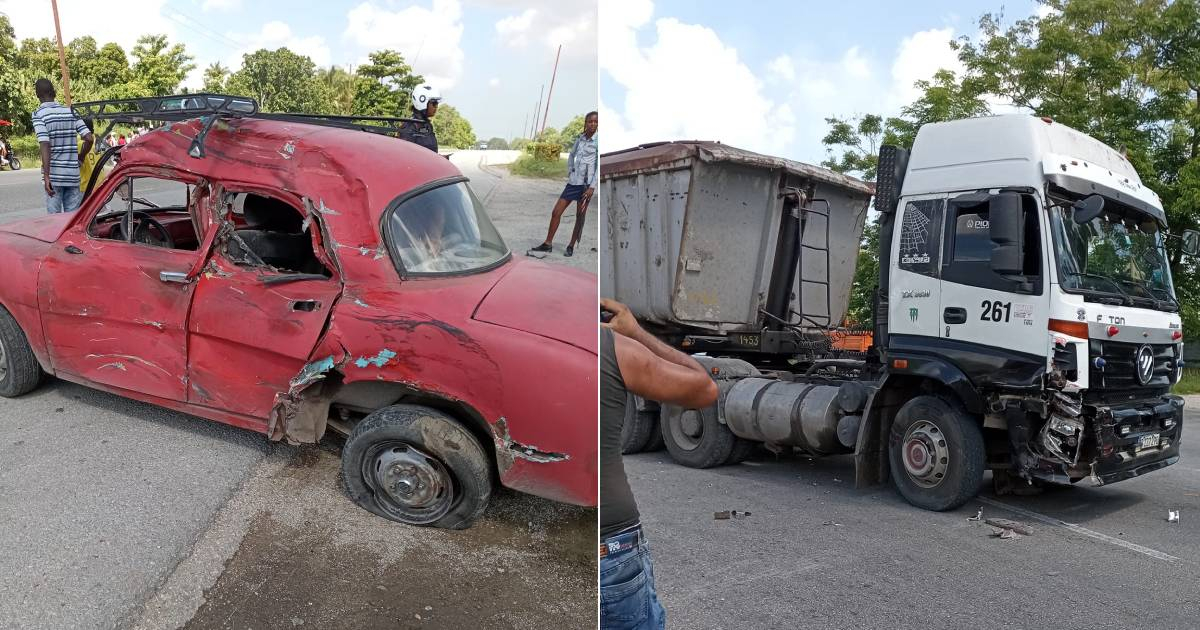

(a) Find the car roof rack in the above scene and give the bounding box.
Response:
[73,93,424,159]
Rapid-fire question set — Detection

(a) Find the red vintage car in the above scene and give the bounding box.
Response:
[0,96,597,528]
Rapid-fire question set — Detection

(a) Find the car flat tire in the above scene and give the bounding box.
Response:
[0,305,43,398]
[342,405,491,529]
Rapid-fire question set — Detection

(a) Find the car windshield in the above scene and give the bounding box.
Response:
[1048,201,1176,310]
[386,181,509,274]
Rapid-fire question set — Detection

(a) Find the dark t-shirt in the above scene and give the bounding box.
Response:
[600,327,639,538]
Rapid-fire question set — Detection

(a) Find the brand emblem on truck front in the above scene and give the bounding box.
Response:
[909,307,919,322]
[1136,345,1155,385]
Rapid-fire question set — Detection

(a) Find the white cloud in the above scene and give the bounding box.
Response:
[201,0,241,12]
[488,77,501,87]
[0,0,176,54]
[343,0,464,90]
[888,27,962,108]
[767,54,795,82]
[495,8,537,47]
[224,21,332,72]
[493,1,595,59]
[601,5,794,155]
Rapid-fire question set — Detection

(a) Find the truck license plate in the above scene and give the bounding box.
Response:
[1137,434,1161,450]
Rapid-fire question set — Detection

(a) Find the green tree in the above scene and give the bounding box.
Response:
[560,114,585,144]
[202,62,229,92]
[130,35,195,95]
[92,43,131,87]
[431,104,476,149]
[16,37,59,79]
[353,50,423,117]
[0,15,27,132]
[486,137,509,150]
[226,48,331,114]
[318,66,357,116]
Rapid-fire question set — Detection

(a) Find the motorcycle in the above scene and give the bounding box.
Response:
[0,138,20,171]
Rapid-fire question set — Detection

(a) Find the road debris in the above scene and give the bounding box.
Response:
[985,518,1034,536]
[1168,509,1180,523]
[967,508,983,522]
[990,528,1018,539]
[714,510,752,520]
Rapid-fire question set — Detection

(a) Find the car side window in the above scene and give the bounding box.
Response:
[222,192,331,277]
[897,198,943,277]
[87,176,203,251]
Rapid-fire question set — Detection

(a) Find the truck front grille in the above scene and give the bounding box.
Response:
[1088,339,1175,393]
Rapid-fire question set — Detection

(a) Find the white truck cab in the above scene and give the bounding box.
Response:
[878,115,1192,493]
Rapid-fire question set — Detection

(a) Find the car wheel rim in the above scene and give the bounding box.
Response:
[0,334,8,383]
[901,420,949,488]
[363,441,455,524]
[669,409,704,451]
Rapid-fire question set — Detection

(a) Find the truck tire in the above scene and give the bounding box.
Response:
[725,437,758,465]
[342,405,491,529]
[643,415,665,452]
[661,403,734,468]
[0,305,43,398]
[888,395,985,511]
[620,392,654,454]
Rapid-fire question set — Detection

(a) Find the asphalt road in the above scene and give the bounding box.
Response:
[0,151,596,630]
[625,395,1200,629]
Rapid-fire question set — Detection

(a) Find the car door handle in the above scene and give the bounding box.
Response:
[159,270,189,283]
[64,245,83,255]
[944,307,967,324]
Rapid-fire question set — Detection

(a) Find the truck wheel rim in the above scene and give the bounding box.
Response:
[363,441,454,524]
[901,420,948,488]
[670,409,705,451]
[0,335,7,382]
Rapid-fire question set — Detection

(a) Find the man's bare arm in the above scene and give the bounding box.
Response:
[614,333,718,410]
[79,133,94,163]
[39,141,53,196]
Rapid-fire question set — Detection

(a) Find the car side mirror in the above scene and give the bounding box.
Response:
[1182,229,1200,257]
[1072,194,1105,223]
[989,192,1024,275]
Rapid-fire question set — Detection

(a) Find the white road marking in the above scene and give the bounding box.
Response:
[977,497,1181,562]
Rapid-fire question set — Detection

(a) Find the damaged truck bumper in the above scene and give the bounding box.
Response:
[1027,393,1183,485]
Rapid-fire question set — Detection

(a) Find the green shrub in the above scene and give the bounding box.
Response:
[509,153,567,179]
[8,134,40,161]
[525,141,563,162]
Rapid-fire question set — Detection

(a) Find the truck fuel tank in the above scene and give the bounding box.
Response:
[723,378,864,455]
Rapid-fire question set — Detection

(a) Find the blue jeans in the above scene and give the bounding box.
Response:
[600,526,666,630]
[46,185,83,214]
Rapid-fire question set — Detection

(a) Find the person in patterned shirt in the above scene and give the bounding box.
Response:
[32,79,94,214]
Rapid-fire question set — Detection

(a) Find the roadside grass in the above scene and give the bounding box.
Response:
[1173,367,1200,394]
[509,154,567,179]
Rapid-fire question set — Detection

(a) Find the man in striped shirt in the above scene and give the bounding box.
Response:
[32,79,93,214]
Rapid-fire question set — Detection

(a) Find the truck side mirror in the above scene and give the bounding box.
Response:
[989,192,1024,275]
[1183,229,1200,257]
[1071,194,1105,223]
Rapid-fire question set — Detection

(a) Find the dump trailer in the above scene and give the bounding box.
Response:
[602,124,1195,511]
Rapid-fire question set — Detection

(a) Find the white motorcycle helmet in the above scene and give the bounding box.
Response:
[411,84,441,113]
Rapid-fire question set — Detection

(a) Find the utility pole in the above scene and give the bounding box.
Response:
[540,45,562,136]
[50,0,73,105]
[533,85,544,138]
[523,113,528,140]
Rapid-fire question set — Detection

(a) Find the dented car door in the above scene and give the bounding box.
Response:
[185,190,340,424]
[37,171,213,402]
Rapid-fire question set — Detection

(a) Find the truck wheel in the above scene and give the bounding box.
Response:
[0,306,43,398]
[620,392,654,454]
[888,395,985,511]
[725,437,758,465]
[342,405,491,529]
[661,403,734,468]
[643,414,665,452]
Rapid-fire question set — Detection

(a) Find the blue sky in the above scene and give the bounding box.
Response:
[601,0,1046,164]
[1,0,597,141]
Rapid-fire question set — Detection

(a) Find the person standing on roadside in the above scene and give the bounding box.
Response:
[599,297,718,630]
[32,78,94,214]
[530,111,598,257]
[398,84,441,153]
